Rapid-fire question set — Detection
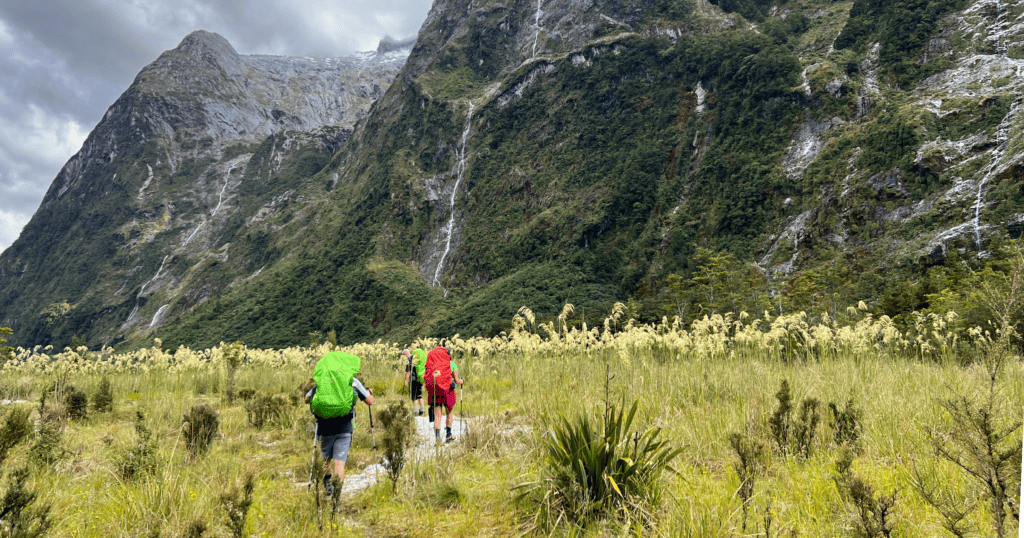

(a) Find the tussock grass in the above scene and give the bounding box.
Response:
[0,310,1018,536]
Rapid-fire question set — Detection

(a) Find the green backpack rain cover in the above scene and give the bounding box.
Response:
[413,349,427,384]
[310,351,361,418]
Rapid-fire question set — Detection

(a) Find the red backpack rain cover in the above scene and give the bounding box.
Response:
[424,346,452,394]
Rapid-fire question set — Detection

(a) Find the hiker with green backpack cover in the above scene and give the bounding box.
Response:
[305,351,374,495]
[402,348,427,416]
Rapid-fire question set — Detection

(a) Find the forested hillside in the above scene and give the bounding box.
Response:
[2,0,1023,350]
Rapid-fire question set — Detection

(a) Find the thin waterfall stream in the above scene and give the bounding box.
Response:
[532,0,544,58]
[973,97,1020,250]
[124,255,170,325]
[432,102,475,294]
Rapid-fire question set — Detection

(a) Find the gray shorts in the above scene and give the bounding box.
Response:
[320,432,353,462]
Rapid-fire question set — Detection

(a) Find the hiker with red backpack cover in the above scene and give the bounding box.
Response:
[305,351,374,495]
[424,346,463,443]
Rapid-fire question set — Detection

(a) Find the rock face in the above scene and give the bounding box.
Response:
[0,31,411,346]
[4,0,1024,350]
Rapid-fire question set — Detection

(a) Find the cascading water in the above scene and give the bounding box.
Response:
[125,255,170,325]
[994,0,1006,55]
[432,102,475,293]
[149,304,170,328]
[973,97,1020,250]
[212,178,229,216]
[532,0,543,58]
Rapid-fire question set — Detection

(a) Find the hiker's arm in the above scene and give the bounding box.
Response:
[455,370,464,384]
[304,387,315,404]
[404,369,410,386]
[353,378,375,406]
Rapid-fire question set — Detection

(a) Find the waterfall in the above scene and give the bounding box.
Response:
[994,0,1006,56]
[973,97,1019,250]
[432,102,475,292]
[184,221,204,246]
[532,0,543,58]
[149,304,170,328]
[212,178,229,216]
[125,255,170,325]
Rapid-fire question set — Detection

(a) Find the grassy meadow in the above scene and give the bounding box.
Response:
[0,305,1020,537]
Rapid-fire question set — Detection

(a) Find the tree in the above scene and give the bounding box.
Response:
[0,328,13,364]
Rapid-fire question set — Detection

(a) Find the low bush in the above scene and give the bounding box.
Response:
[91,376,113,413]
[183,404,219,460]
[245,394,290,429]
[377,402,412,491]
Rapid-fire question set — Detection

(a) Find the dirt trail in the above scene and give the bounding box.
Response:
[301,414,470,496]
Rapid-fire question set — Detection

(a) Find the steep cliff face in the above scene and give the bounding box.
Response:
[0,31,411,347]
[4,0,1024,350]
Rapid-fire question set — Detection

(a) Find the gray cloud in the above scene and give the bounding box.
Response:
[0,0,432,253]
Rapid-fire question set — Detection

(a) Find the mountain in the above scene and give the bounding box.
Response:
[0,30,411,348]
[2,0,1023,350]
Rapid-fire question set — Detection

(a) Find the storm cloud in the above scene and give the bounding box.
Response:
[0,0,432,252]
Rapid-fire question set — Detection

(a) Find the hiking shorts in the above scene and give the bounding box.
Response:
[320,432,353,462]
[410,378,422,400]
[428,385,457,411]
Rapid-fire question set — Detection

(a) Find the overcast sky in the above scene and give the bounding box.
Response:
[0,0,433,254]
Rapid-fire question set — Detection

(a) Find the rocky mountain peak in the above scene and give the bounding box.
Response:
[176,30,239,57]
[377,35,417,54]
[152,30,247,79]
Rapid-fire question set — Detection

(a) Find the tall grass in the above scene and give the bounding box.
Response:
[0,307,1019,536]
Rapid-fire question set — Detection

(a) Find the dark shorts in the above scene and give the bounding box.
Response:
[410,378,422,400]
[320,432,353,462]
[427,385,456,411]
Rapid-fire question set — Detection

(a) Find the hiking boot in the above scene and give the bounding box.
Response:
[323,476,334,496]
[418,409,423,416]
[445,433,455,443]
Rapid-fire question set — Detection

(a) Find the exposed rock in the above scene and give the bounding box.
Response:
[781,116,841,180]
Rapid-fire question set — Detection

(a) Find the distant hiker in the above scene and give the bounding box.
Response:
[402,348,426,416]
[424,346,463,443]
[305,351,374,495]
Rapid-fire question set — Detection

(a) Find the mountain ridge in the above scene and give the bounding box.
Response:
[3,0,1024,350]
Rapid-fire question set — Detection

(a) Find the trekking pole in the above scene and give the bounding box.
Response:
[307,422,318,490]
[369,404,377,450]
[459,378,465,440]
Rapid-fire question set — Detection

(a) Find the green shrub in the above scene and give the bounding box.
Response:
[237,388,256,401]
[244,394,290,429]
[64,386,88,421]
[768,379,792,455]
[219,474,254,538]
[91,376,114,413]
[728,432,767,532]
[377,402,412,491]
[793,397,821,458]
[829,397,862,449]
[0,467,52,537]
[222,343,244,404]
[117,410,157,480]
[845,475,896,538]
[183,404,219,460]
[0,407,32,466]
[516,400,682,531]
[29,423,63,469]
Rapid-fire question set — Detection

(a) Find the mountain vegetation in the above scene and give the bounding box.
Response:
[1,0,1023,352]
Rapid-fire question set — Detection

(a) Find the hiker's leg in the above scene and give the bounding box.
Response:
[434,403,444,431]
[446,388,457,427]
[330,432,353,483]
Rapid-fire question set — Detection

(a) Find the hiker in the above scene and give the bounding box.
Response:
[424,346,463,443]
[402,348,425,416]
[305,351,375,495]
